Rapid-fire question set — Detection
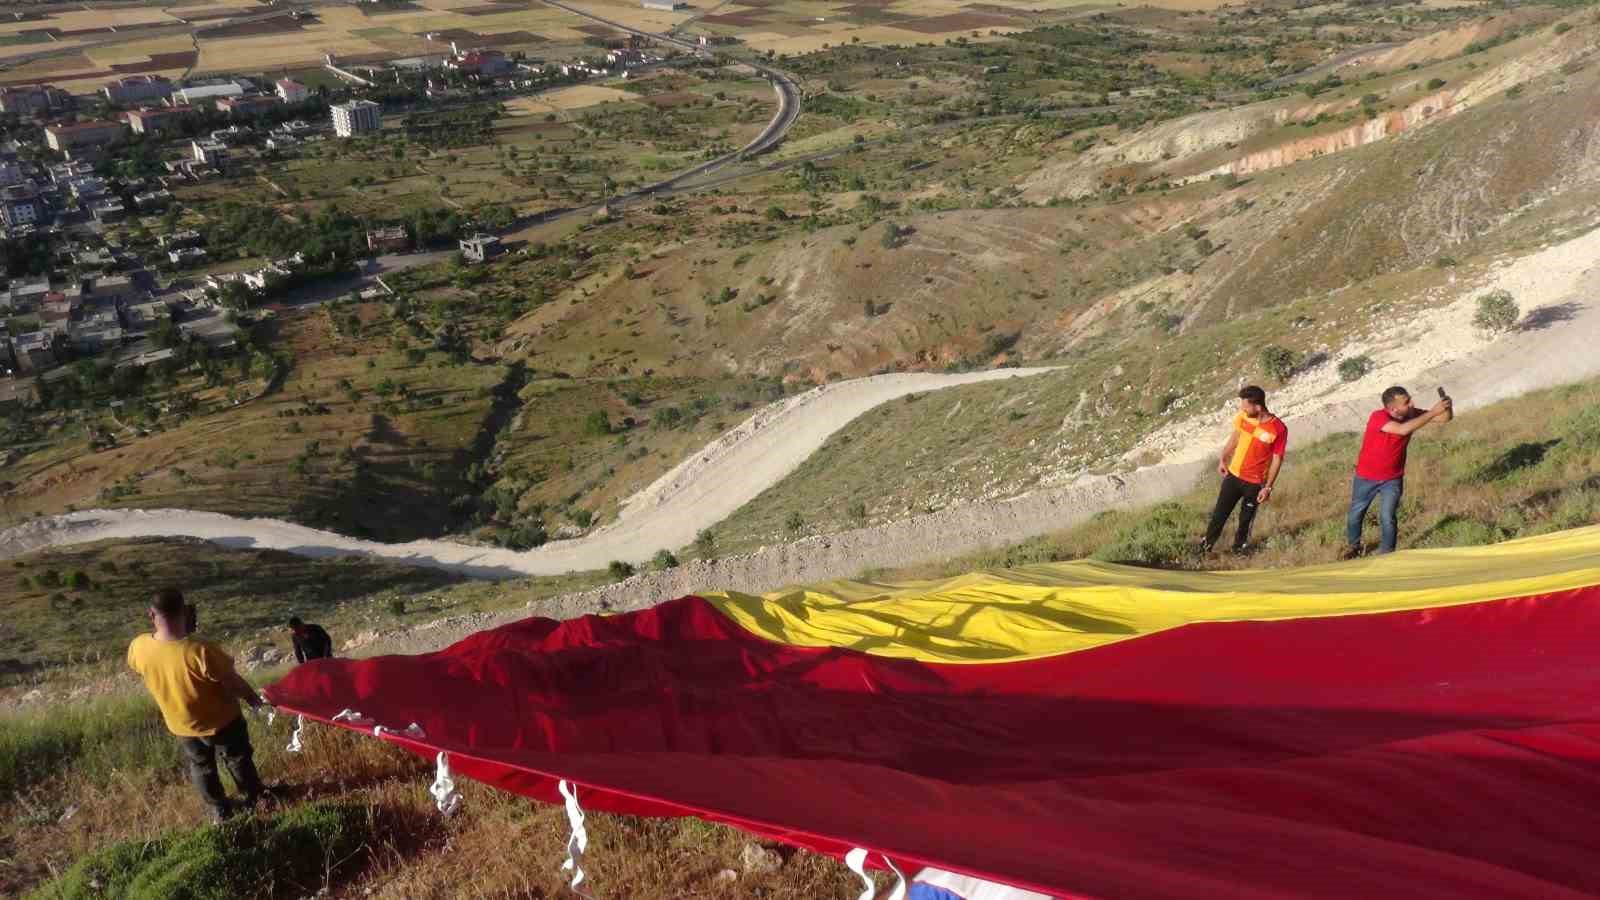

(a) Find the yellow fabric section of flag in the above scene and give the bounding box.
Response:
[701,526,1600,664]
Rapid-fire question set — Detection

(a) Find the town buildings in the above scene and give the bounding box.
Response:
[447,48,514,77]
[642,0,686,9]
[44,120,127,154]
[12,331,56,373]
[158,230,203,250]
[367,225,411,253]
[90,198,126,223]
[331,99,382,136]
[103,75,173,106]
[216,94,283,117]
[168,246,208,266]
[0,184,44,228]
[276,79,309,103]
[191,139,230,167]
[1,277,51,313]
[0,85,69,116]
[460,233,501,262]
[123,105,195,135]
[133,189,174,211]
[173,79,252,105]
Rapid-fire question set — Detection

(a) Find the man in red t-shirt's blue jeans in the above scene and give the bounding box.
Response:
[1344,385,1452,558]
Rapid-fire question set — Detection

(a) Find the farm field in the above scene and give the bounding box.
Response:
[187,1,595,76]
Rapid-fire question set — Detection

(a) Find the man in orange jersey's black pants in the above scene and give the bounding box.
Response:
[1201,385,1288,555]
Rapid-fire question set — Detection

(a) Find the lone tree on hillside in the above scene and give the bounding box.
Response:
[1473,290,1519,334]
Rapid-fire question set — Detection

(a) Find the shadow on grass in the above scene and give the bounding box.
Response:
[1470,438,1560,483]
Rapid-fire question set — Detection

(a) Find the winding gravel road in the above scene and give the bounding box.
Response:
[0,368,1057,577]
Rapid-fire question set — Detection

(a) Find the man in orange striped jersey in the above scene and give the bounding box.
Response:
[1200,385,1288,554]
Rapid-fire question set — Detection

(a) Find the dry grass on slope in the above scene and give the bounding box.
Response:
[1193,55,1600,325]
[4,691,874,900]
[4,304,508,542]
[888,377,1600,579]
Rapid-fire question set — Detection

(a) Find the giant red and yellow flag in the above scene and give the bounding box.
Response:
[264,527,1600,898]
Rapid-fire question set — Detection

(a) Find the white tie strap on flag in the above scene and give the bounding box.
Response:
[559,779,597,898]
[846,848,906,900]
[430,751,462,816]
[285,714,305,753]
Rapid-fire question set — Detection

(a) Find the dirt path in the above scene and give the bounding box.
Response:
[5,226,1600,602]
[341,231,1600,658]
[0,368,1058,576]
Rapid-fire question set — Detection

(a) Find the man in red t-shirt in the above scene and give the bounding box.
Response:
[1344,385,1452,558]
[1201,385,1288,554]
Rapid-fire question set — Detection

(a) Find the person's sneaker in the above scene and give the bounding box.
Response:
[1340,545,1363,561]
[206,802,233,825]
[1196,540,1214,555]
[1231,544,1252,556]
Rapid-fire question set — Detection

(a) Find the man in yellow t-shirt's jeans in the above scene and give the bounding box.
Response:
[127,587,266,822]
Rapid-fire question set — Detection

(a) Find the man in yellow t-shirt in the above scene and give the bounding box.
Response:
[1201,385,1289,554]
[127,587,266,822]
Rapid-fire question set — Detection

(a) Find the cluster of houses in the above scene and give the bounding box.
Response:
[0,145,181,236]
[0,250,255,379]
[0,272,169,375]
[201,251,308,297]
[0,118,287,240]
[330,36,670,100]
[27,76,324,165]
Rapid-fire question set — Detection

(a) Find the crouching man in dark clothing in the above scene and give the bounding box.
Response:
[127,587,265,823]
[289,616,334,663]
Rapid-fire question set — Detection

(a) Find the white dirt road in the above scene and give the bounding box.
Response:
[4,226,1600,591]
[0,368,1056,577]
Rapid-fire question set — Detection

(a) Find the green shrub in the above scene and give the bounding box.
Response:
[694,528,716,558]
[784,511,804,535]
[1260,345,1299,383]
[1337,355,1374,382]
[608,560,635,581]
[651,549,678,570]
[66,569,91,590]
[1554,21,1572,34]
[848,501,868,523]
[1426,77,1446,90]
[1091,503,1195,566]
[503,520,547,550]
[29,802,370,900]
[583,410,612,437]
[1473,289,1519,333]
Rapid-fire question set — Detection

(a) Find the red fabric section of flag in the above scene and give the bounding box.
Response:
[264,590,1600,899]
